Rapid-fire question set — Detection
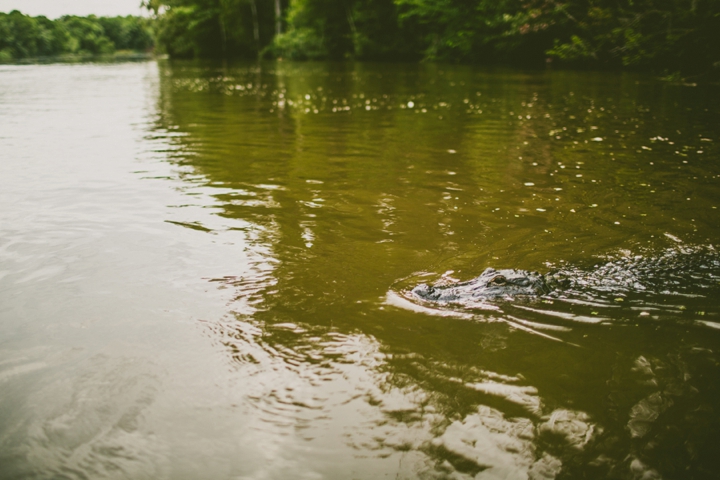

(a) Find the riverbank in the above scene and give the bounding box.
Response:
[0,50,161,64]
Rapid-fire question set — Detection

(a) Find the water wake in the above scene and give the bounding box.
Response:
[390,245,720,340]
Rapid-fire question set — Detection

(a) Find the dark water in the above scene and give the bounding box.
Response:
[1,60,720,479]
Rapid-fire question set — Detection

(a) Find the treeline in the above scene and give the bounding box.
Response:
[146,0,720,74]
[0,10,153,61]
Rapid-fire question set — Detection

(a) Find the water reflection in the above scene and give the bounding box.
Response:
[1,60,719,479]
[151,60,720,478]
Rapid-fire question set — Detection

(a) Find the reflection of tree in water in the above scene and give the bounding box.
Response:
[153,61,720,479]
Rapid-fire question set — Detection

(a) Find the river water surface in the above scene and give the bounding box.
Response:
[1,61,720,479]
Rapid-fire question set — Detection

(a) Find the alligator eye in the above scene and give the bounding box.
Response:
[489,275,507,286]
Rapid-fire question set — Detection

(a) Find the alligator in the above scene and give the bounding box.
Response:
[410,246,720,306]
[411,267,567,303]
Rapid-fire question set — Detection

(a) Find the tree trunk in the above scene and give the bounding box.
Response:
[346,3,357,38]
[275,0,282,36]
[346,1,357,55]
[249,0,260,57]
[219,10,227,56]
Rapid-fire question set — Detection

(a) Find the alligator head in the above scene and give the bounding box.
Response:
[411,268,554,304]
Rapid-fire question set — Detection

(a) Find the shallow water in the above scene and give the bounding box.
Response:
[1,60,719,479]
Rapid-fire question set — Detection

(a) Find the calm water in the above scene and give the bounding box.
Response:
[1,60,720,479]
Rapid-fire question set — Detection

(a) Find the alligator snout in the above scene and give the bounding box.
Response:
[411,268,552,304]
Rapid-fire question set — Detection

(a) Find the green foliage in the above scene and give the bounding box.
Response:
[270,28,327,60]
[2,0,717,75]
[518,0,720,72]
[98,16,154,51]
[264,0,422,61]
[395,0,480,60]
[0,10,66,58]
[60,16,115,54]
[385,0,557,64]
[350,0,422,60]
[0,10,154,60]
[547,35,595,62]
[274,0,353,59]
[146,0,719,75]
[153,5,200,58]
[149,0,275,58]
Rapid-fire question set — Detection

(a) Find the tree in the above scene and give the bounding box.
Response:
[0,10,154,61]
[143,0,719,76]
[146,0,275,58]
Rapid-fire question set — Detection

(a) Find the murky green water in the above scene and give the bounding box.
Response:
[1,60,720,479]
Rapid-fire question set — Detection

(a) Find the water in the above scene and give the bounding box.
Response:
[1,60,719,479]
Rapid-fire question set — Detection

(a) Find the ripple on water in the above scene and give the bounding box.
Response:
[3,61,720,479]
[202,312,607,478]
[0,352,168,480]
[393,245,720,340]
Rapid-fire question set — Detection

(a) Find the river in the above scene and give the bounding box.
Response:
[1,60,719,479]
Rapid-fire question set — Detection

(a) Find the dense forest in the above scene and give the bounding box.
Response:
[0,10,153,61]
[144,0,719,75]
[1,1,718,76]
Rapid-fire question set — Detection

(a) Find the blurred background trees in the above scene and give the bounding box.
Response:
[1,0,718,76]
[145,0,718,75]
[0,10,153,61]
